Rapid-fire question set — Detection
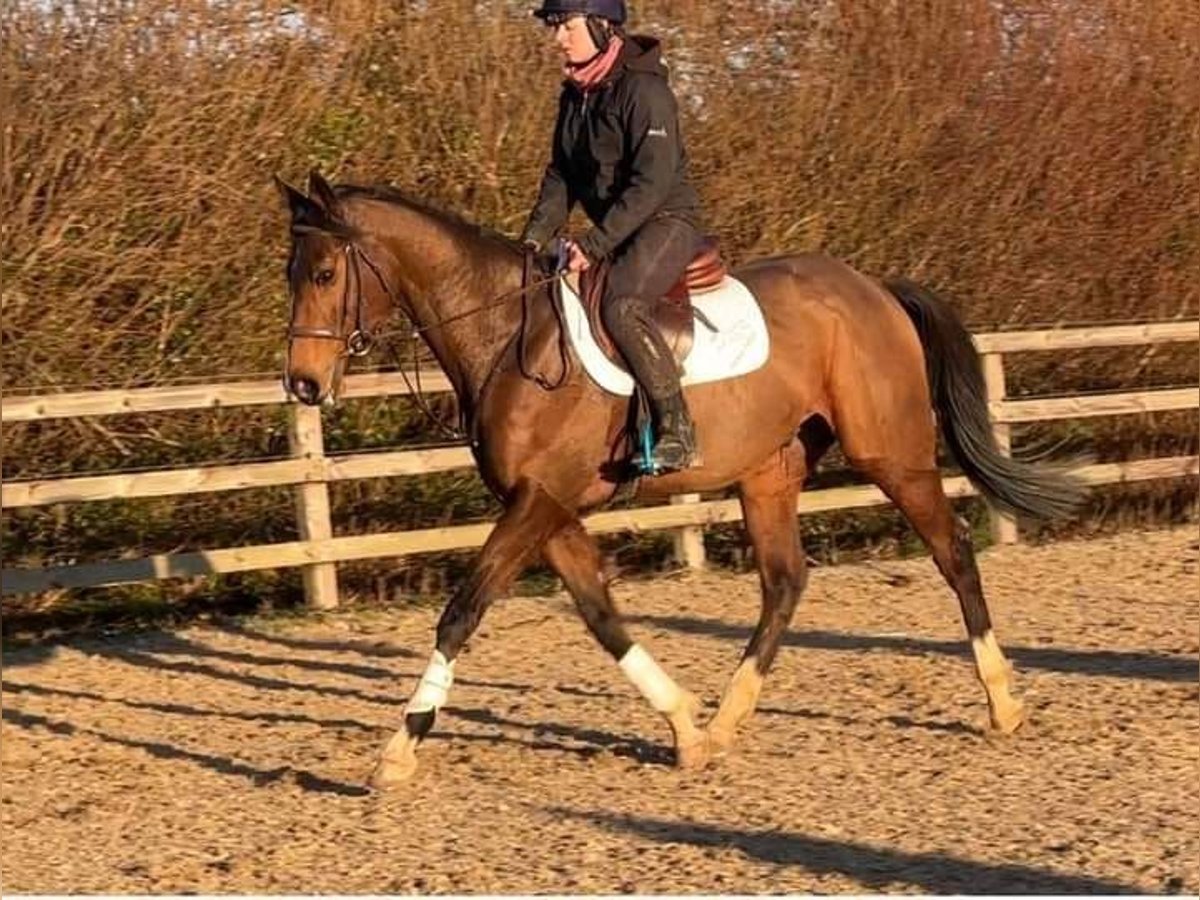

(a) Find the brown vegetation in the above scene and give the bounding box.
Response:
[2,0,1196,624]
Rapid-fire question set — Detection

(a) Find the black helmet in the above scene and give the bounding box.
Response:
[533,0,627,25]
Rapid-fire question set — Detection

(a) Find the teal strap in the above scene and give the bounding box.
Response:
[638,421,659,475]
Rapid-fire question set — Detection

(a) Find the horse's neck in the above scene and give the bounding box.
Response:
[372,203,524,406]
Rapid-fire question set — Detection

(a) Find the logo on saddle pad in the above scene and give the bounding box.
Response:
[557,274,770,396]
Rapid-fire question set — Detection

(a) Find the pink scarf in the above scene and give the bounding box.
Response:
[564,35,624,91]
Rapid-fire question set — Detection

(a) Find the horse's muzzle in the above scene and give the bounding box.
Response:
[288,375,323,406]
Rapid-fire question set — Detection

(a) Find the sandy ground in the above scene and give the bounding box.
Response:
[2,527,1197,894]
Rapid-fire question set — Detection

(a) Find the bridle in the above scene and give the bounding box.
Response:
[285,226,567,438]
[286,227,377,358]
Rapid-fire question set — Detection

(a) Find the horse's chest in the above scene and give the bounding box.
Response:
[472,365,619,505]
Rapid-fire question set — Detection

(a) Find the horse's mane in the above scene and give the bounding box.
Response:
[335,184,525,257]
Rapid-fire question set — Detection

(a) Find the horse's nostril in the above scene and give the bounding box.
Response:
[292,376,321,406]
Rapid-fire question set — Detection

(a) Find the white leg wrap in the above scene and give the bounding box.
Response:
[619,644,683,714]
[405,649,456,715]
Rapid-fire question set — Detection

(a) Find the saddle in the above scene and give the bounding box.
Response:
[575,236,727,366]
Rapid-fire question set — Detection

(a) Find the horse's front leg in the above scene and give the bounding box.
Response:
[542,519,708,769]
[370,480,571,788]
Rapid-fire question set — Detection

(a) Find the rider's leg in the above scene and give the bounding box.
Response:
[601,217,702,470]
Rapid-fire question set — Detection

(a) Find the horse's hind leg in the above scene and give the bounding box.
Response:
[708,450,807,755]
[371,480,572,788]
[541,520,708,769]
[867,463,1024,733]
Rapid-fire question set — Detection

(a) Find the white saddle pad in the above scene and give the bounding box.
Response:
[558,274,770,396]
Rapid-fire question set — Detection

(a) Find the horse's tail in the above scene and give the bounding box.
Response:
[885,277,1085,520]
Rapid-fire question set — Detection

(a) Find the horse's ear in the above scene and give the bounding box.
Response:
[275,175,316,222]
[308,170,340,216]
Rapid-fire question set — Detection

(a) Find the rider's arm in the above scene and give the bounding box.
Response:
[521,96,574,250]
[577,74,682,261]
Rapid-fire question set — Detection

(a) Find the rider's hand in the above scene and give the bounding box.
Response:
[562,239,591,273]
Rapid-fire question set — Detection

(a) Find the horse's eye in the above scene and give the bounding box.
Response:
[314,268,335,286]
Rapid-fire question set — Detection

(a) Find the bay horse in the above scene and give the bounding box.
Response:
[277,171,1080,789]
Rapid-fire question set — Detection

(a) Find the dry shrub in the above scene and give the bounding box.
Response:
[1,0,1196,615]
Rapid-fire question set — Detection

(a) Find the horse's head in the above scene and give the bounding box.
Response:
[276,171,392,405]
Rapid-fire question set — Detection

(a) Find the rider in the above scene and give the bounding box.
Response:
[522,0,705,471]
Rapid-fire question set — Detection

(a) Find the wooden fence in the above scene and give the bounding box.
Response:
[3,321,1197,606]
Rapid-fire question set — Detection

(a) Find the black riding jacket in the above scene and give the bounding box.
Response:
[521,35,702,262]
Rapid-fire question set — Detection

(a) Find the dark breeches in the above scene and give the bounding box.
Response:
[600,216,701,399]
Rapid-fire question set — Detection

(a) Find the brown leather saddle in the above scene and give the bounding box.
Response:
[576,236,727,366]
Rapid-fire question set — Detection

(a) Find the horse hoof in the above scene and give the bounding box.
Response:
[989,699,1025,735]
[707,726,735,758]
[370,752,418,789]
[675,735,711,770]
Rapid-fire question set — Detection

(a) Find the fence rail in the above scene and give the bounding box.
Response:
[3,320,1197,602]
[6,321,1194,423]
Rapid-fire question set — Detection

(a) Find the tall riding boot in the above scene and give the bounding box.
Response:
[606,294,700,472]
[650,389,699,471]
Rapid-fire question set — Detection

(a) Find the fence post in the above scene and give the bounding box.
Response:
[287,403,339,609]
[981,352,1018,545]
[670,493,706,570]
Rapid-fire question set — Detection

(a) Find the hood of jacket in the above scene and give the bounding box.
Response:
[620,34,667,77]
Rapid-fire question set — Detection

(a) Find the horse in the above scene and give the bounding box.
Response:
[276,171,1081,789]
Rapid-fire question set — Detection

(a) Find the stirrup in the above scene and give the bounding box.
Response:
[631,422,697,475]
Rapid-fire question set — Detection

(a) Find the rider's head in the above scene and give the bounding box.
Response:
[534,0,626,63]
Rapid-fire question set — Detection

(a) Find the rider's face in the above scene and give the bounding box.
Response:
[549,15,599,64]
